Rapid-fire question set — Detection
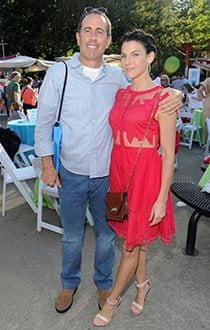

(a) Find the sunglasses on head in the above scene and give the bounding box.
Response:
[84,6,108,14]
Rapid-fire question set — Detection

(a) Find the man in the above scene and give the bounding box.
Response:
[6,71,21,117]
[35,7,182,314]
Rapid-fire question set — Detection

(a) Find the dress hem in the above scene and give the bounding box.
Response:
[110,228,176,249]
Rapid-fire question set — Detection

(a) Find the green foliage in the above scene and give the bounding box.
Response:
[172,0,210,48]
[0,0,209,74]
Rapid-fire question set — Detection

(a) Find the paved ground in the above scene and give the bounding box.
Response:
[0,115,210,330]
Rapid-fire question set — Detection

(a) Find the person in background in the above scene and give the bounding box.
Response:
[0,88,5,114]
[8,102,22,120]
[171,73,187,90]
[21,77,38,115]
[93,29,176,327]
[6,71,22,118]
[32,74,41,90]
[197,77,210,139]
[160,73,171,88]
[35,7,182,316]
[182,83,203,112]
[198,78,210,120]
[0,72,9,115]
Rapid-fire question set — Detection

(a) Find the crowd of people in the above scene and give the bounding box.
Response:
[0,71,40,119]
[158,72,210,119]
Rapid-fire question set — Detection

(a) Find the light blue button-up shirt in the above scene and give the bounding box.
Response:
[35,53,128,178]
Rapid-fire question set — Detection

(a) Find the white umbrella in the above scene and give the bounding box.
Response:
[0,55,36,68]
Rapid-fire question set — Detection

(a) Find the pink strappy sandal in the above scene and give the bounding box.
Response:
[131,276,151,316]
[93,296,121,327]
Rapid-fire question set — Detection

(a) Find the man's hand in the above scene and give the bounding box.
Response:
[158,87,182,114]
[41,156,61,188]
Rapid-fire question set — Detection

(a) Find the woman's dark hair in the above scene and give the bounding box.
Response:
[120,29,157,55]
[22,77,33,86]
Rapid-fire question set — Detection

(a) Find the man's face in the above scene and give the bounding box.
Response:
[76,13,112,67]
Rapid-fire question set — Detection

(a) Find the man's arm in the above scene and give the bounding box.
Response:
[35,63,65,186]
[120,68,183,115]
[158,87,182,114]
[13,82,21,104]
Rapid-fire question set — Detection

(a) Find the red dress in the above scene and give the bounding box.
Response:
[108,85,175,249]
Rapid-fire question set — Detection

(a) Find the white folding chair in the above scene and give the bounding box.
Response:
[30,156,94,234]
[27,108,37,123]
[204,118,210,158]
[14,143,34,167]
[0,143,37,216]
[178,108,202,149]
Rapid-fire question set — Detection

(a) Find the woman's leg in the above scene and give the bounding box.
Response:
[134,245,147,283]
[110,244,140,299]
[131,245,151,315]
[93,243,140,325]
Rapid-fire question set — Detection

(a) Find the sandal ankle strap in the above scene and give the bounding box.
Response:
[107,296,121,306]
[135,276,150,289]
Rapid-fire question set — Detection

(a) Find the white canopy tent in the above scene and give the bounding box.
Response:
[0,55,55,71]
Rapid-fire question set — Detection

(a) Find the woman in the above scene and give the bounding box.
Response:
[93,29,176,327]
[21,77,37,115]
[160,73,171,88]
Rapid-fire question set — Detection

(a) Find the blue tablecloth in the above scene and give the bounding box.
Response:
[7,119,35,146]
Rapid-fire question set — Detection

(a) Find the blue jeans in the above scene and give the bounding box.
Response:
[58,163,115,290]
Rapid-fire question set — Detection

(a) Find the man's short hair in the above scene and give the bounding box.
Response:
[77,9,112,36]
[9,71,21,80]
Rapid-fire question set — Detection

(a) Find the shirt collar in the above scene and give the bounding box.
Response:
[70,52,108,74]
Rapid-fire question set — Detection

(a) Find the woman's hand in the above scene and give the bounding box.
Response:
[149,200,166,226]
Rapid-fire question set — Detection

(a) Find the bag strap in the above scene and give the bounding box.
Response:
[125,91,161,192]
[56,61,68,123]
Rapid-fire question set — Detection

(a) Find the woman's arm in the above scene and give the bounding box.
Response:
[149,110,177,226]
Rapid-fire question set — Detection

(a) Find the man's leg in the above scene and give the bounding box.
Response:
[56,163,88,312]
[89,176,115,308]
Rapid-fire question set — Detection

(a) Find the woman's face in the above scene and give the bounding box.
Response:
[160,76,169,88]
[120,41,154,80]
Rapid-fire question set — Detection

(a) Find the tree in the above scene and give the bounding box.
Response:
[172,0,210,49]
[0,0,209,75]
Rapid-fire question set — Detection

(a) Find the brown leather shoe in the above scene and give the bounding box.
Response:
[98,288,112,310]
[55,287,78,313]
